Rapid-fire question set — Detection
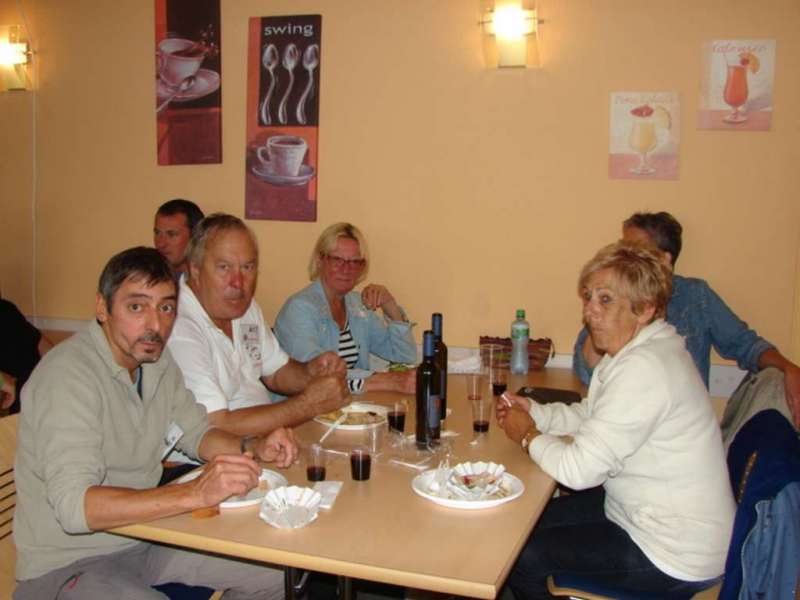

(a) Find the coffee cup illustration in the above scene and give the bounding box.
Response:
[157,38,206,89]
[257,135,308,177]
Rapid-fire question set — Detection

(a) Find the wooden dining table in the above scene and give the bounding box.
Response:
[111,368,585,599]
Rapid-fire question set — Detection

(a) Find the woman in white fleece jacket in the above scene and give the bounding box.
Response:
[499,242,735,600]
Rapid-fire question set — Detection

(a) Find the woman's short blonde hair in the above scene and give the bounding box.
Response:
[308,222,370,283]
[578,241,672,319]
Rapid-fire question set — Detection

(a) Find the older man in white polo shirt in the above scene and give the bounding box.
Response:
[167,213,349,440]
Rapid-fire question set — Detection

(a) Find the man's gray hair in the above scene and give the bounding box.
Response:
[186,213,259,267]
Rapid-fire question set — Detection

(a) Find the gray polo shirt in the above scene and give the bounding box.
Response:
[14,321,210,581]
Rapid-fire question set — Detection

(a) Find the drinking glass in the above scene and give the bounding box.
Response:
[387,401,407,434]
[471,399,491,434]
[465,373,487,402]
[350,447,371,481]
[723,64,748,124]
[628,114,657,175]
[306,443,326,482]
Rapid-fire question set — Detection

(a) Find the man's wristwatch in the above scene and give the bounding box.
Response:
[240,435,259,455]
[521,427,539,452]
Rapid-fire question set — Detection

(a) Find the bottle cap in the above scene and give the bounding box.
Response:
[431,313,443,336]
[422,330,435,357]
[516,309,526,319]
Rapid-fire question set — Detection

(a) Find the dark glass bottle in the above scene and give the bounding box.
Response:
[432,313,448,421]
[416,330,441,449]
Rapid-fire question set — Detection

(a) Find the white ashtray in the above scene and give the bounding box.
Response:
[259,486,322,529]
[447,462,506,500]
[412,461,523,510]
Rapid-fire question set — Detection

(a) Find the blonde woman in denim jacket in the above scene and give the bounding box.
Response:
[275,223,417,395]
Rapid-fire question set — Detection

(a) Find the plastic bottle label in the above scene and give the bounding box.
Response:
[512,327,529,339]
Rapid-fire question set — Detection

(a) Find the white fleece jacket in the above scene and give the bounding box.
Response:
[529,319,735,581]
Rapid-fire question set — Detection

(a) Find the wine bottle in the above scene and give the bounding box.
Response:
[431,313,448,421]
[416,330,441,449]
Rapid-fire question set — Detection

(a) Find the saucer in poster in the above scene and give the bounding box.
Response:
[251,162,316,186]
[156,68,220,103]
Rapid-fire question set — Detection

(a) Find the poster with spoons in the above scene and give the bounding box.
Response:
[245,15,321,222]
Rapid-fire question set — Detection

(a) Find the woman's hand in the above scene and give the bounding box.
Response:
[495,392,531,427]
[361,284,404,321]
[496,394,537,444]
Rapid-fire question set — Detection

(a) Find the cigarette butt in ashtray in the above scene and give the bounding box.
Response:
[500,392,513,407]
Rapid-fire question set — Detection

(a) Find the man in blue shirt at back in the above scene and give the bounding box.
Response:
[573,211,800,431]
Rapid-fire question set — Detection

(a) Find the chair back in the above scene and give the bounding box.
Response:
[0,414,18,596]
[720,409,800,600]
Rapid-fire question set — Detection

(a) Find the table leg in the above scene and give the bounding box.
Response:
[337,575,354,600]
[284,567,310,599]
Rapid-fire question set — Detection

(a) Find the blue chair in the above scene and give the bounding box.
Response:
[547,409,800,600]
[153,583,216,599]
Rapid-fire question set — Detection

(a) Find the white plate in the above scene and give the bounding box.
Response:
[156,68,220,102]
[314,402,388,431]
[177,468,288,508]
[411,469,524,510]
[251,162,316,187]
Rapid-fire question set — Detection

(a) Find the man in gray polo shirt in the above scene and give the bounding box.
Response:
[14,247,296,599]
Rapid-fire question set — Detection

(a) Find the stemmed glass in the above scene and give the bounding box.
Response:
[722,59,749,124]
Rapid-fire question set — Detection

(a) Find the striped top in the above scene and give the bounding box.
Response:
[337,319,364,394]
[338,321,364,393]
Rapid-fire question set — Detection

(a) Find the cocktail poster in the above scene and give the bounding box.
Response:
[245,16,321,222]
[608,92,679,181]
[154,0,221,165]
[698,40,775,131]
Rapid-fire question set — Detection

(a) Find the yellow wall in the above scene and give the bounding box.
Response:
[1,0,799,355]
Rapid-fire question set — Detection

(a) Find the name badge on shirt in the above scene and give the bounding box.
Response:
[241,324,262,363]
[161,422,184,460]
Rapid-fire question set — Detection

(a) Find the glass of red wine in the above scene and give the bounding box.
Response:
[306,443,326,482]
[471,398,490,435]
[350,447,371,481]
[387,401,407,434]
[490,367,508,398]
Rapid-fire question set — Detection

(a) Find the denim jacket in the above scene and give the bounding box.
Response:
[274,280,417,386]
[573,275,774,388]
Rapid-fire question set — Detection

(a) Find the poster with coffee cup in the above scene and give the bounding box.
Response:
[697,40,775,131]
[155,0,221,165]
[245,15,321,222]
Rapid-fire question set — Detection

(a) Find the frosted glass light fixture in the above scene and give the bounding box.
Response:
[480,2,539,68]
[1,25,31,90]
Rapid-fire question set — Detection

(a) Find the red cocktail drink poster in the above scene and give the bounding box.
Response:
[698,40,775,131]
[609,92,679,181]
[155,0,222,165]
[245,16,321,222]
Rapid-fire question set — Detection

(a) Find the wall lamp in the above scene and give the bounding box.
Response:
[1,25,31,90]
[480,2,540,68]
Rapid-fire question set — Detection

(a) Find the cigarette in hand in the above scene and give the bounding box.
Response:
[500,392,513,407]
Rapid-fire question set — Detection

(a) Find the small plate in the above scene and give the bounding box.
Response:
[251,162,316,187]
[411,469,524,510]
[177,468,288,508]
[156,68,220,103]
[314,402,388,431]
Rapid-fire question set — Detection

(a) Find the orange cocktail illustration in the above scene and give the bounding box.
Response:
[723,52,759,124]
[628,104,671,176]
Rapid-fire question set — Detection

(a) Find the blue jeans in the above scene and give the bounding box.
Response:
[505,487,716,600]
